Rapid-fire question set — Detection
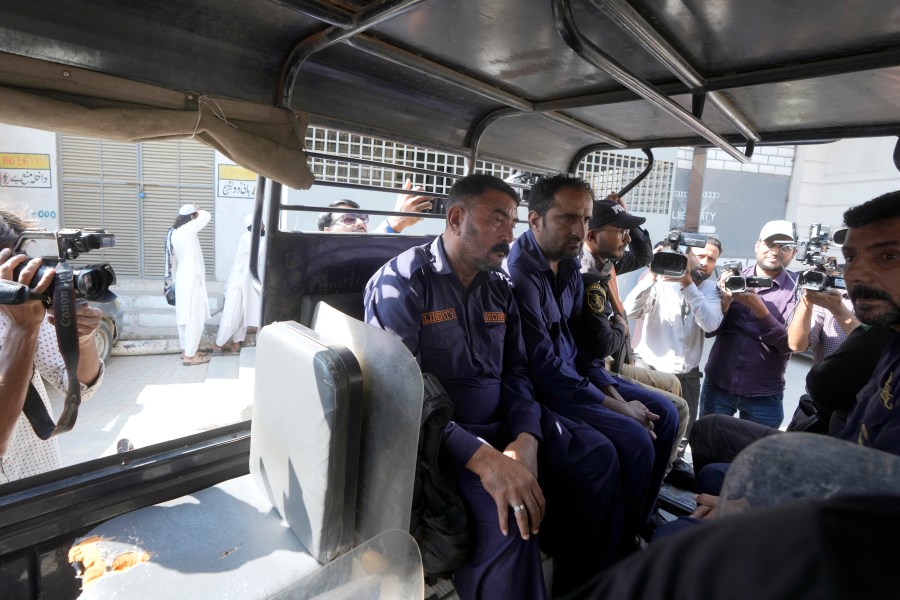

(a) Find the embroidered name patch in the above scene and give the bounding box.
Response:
[483,312,506,323]
[422,308,457,325]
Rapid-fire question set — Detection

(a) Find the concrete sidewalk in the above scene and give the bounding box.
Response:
[50,348,256,468]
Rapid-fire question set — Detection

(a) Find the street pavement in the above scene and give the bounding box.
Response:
[47,342,811,470]
[50,348,256,468]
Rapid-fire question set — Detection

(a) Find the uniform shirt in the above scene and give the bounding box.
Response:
[506,229,615,412]
[364,236,542,467]
[807,295,854,365]
[704,265,798,396]
[834,330,900,454]
[624,275,724,374]
[0,314,104,484]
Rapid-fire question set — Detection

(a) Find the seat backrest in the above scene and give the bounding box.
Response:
[311,302,423,546]
[250,321,364,563]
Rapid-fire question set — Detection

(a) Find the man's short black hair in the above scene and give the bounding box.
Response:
[706,236,723,254]
[446,173,519,210]
[317,199,360,230]
[527,174,593,218]
[844,191,900,229]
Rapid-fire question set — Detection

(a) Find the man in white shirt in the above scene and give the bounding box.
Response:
[623,238,724,454]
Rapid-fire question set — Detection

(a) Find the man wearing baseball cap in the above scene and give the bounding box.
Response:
[578,198,690,474]
[699,219,799,427]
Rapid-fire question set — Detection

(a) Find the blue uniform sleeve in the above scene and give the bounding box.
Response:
[500,294,543,443]
[613,227,653,275]
[569,275,618,389]
[509,266,611,409]
[364,259,485,466]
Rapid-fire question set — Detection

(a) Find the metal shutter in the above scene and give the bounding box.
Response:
[60,136,215,278]
[141,139,215,279]
[60,137,140,275]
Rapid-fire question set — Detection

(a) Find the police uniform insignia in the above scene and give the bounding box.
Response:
[586,282,607,316]
[483,312,506,323]
[882,372,894,411]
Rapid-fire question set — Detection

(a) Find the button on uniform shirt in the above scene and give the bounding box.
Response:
[506,229,615,410]
[834,330,900,454]
[704,265,798,396]
[0,314,104,484]
[364,236,542,466]
[624,275,724,374]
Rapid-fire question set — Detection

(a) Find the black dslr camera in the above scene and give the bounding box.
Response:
[650,230,710,277]
[722,260,772,293]
[2,229,117,306]
[796,224,845,291]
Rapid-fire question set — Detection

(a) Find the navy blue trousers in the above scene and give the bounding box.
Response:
[545,376,679,548]
[451,409,622,600]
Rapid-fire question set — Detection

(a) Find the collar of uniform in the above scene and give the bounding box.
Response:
[428,235,454,275]
[514,229,553,274]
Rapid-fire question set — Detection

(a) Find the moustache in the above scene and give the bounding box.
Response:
[490,242,511,256]
[849,284,893,302]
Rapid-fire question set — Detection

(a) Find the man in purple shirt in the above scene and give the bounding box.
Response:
[507,174,679,548]
[365,174,621,599]
[700,220,800,427]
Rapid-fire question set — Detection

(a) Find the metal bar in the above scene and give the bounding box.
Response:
[282,202,448,221]
[264,0,354,28]
[534,48,900,113]
[306,150,463,180]
[345,35,533,112]
[249,175,267,288]
[894,136,900,173]
[616,148,654,198]
[466,107,520,169]
[279,0,430,106]
[553,0,751,163]
[346,34,626,148]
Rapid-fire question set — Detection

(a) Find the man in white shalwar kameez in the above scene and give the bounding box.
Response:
[171,203,211,365]
[214,214,260,352]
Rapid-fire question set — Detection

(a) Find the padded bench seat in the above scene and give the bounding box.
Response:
[77,475,321,599]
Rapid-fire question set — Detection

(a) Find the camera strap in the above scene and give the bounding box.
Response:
[22,260,82,440]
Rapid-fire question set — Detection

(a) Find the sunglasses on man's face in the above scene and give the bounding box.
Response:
[336,213,369,226]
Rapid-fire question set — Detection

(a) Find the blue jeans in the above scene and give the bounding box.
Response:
[698,382,784,428]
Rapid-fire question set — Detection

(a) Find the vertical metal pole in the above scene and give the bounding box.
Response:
[685,148,706,233]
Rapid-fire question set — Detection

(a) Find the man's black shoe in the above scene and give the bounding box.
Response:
[664,457,697,492]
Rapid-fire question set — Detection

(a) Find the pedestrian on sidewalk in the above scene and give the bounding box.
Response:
[169,204,211,366]
[214,214,261,353]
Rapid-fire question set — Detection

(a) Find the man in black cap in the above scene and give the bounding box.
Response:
[577,198,690,473]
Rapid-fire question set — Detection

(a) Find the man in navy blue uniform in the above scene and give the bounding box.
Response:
[507,173,679,547]
[365,174,621,599]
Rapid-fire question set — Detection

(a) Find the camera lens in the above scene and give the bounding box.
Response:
[799,270,827,291]
[724,276,746,292]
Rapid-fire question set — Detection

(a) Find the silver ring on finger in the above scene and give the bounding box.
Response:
[512,503,526,513]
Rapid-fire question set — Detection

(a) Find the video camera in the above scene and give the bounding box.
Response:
[721,260,772,293]
[650,229,710,277]
[2,229,117,306]
[796,224,845,291]
[0,228,116,441]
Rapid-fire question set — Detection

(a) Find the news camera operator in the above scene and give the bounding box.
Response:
[0,208,103,484]
[699,220,799,428]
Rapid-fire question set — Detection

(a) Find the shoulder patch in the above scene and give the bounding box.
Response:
[586,282,608,316]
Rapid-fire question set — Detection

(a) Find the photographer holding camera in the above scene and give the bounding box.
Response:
[699,220,799,428]
[0,208,103,484]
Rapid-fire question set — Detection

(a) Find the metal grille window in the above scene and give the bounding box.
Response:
[575,151,674,214]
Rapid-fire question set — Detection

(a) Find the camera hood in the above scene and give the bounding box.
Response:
[650,250,688,278]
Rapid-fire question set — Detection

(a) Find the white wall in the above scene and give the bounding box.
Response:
[0,124,60,230]
[787,137,900,230]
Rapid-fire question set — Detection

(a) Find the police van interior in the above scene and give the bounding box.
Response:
[1,0,899,598]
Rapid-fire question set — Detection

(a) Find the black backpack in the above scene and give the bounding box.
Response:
[410,373,472,579]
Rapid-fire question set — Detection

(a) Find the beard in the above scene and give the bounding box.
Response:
[849,284,900,327]
[757,257,783,273]
[691,267,711,284]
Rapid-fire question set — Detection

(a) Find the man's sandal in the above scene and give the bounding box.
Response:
[182,354,211,366]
